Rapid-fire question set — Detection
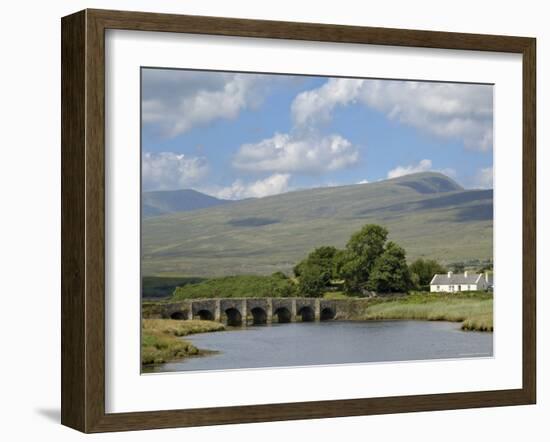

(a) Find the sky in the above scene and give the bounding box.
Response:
[141,68,494,199]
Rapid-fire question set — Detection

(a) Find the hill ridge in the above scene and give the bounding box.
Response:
[142,188,230,217]
[142,172,492,276]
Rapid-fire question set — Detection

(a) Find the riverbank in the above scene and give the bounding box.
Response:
[358,292,493,332]
[141,319,225,366]
[142,292,493,344]
[141,293,492,369]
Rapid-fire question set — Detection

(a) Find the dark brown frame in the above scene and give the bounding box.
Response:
[61,8,536,433]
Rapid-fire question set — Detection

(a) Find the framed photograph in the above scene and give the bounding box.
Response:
[61,9,536,433]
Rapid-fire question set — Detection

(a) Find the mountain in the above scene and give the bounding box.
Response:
[142,189,230,217]
[142,172,493,277]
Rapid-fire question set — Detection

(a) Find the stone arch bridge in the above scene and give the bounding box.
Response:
[154,298,340,326]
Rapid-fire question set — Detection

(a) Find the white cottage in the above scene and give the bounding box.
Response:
[430,271,493,293]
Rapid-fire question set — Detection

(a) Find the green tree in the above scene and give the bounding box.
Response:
[297,264,328,297]
[271,271,289,280]
[339,224,388,293]
[346,224,388,261]
[332,249,348,280]
[368,242,412,293]
[293,261,305,278]
[478,261,493,272]
[450,262,465,273]
[409,258,447,288]
[273,279,297,297]
[410,271,421,290]
[294,246,338,279]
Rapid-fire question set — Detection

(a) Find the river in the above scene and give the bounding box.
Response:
[145,320,493,373]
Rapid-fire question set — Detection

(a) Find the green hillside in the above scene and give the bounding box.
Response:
[142,188,230,217]
[142,172,493,277]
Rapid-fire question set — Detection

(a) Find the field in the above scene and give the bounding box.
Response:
[142,173,493,277]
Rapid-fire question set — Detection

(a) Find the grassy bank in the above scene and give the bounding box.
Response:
[361,292,493,331]
[141,319,225,366]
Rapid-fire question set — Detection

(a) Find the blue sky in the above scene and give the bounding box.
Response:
[141,68,493,199]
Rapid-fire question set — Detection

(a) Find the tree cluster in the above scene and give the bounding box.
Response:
[408,258,447,290]
[295,224,414,296]
[294,246,338,297]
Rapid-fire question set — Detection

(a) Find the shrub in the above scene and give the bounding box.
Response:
[172,275,297,299]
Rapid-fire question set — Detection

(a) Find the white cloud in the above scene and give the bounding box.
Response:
[214,174,291,200]
[233,132,359,174]
[291,78,493,151]
[142,71,266,137]
[291,79,363,127]
[439,167,457,178]
[142,152,208,191]
[387,159,433,179]
[357,179,369,184]
[474,166,493,189]
[387,159,457,180]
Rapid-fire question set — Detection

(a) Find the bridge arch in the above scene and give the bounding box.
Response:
[196,309,214,321]
[170,310,188,320]
[250,307,267,325]
[320,307,335,321]
[273,307,291,323]
[225,307,243,326]
[298,306,315,322]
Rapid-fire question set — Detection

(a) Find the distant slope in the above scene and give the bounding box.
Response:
[142,172,493,276]
[142,189,230,217]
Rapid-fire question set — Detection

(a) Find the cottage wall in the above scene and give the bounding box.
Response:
[430,283,479,293]
[430,271,493,293]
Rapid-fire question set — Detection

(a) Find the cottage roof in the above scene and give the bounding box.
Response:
[430,272,485,285]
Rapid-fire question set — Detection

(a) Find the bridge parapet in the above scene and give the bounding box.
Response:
[219,298,243,312]
[146,297,349,325]
[319,299,338,320]
[271,298,296,322]
[295,298,320,321]
[191,299,220,321]
[157,301,192,320]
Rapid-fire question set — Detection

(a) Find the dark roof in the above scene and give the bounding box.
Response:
[431,272,487,285]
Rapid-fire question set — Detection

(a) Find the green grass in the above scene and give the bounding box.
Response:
[323,291,350,299]
[461,314,494,332]
[172,274,297,299]
[142,172,493,277]
[141,319,225,365]
[361,292,493,331]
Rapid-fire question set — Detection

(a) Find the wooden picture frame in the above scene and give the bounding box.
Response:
[61,8,536,433]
